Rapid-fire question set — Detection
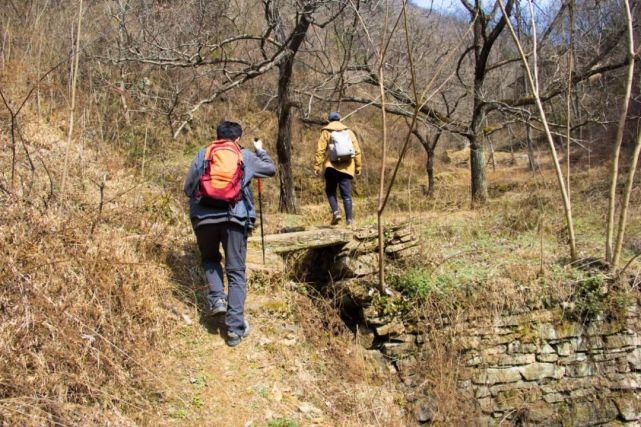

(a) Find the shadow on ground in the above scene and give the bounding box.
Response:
[166,241,228,339]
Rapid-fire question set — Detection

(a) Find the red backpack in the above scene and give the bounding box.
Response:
[197,140,244,207]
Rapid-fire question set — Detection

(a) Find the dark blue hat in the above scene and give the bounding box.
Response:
[328,112,341,122]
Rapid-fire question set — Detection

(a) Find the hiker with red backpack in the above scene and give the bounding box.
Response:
[314,112,362,226]
[183,121,276,347]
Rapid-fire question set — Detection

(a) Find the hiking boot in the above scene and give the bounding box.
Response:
[331,211,342,225]
[208,298,227,317]
[226,320,251,347]
[346,219,353,226]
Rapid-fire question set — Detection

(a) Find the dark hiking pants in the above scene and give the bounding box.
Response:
[325,167,353,221]
[194,222,248,336]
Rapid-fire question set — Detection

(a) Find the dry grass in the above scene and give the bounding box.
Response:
[0,115,409,425]
[143,284,406,426]
[289,292,406,425]
[2,83,641,426]
[0,120,189,424]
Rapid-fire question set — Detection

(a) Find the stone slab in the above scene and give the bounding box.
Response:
[472,367,522,385]
[485,353,535,367]
[614,394,641,421]
[520,363,564,381]
[536,353,559,363]
[381,341,415,358]
[375,320,406,337]
[248,227,353,253]
[628,348,641,370]
[339,238,379,256]
[333,253,378,277]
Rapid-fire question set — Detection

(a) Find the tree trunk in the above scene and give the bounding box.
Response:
[613,130,641,268]
[269,7,312,214]
[517,10,538,173]
[60,0,83,198]
[413,130,438,198]
[117,5,130,126]
[565,0,575,197]
[469,8,489,206]
[499,0,577,261]
[469,134,488,205]
[611,0,637,268]
[426,147,435,197]
[606,0,635,264]
[276,59,298,213]
[526,123,538,171]
[119,70,130,126]
[487,134,496,171]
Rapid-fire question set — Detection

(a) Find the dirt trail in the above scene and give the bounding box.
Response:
[105,142,413,426]
[149,286,405,426]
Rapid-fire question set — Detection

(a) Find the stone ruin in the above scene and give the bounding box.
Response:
[251,223,641,425]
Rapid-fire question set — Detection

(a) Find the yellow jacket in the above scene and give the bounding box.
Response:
[313,121,362,177]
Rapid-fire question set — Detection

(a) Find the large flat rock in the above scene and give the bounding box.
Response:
[248,226,354,254]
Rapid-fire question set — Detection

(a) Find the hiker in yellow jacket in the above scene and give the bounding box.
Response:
[314,112,362,225]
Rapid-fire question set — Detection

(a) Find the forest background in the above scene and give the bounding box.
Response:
[2,0,641,424]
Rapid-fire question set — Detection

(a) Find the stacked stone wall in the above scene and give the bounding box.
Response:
[454,307,641,424]
[353,293,641,424]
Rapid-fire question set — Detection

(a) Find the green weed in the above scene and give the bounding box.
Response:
[267,418,298,427]
[169,407,188,419]
[262,300,291,318]
[569,275,606,321]
[256,385,270,399]
[382,265,489,316]
[190,396,204,408]
[191,374,207,389]
[371,294,408,318]
[606,289,635,323]
[389,267,432,299]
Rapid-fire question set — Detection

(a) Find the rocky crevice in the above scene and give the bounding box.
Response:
[303,224,433,421]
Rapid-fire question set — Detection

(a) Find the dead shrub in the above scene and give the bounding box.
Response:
[411,306,477,424]
[0,123,185,424]
[293,293,405,425]
[498,190,554,234]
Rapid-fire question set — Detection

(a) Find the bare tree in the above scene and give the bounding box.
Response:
[606,0,636,265]
[411,127,442,197]
[105,1,291,137]
[460,0,515,205]
[264,0,344,213]
[376,0,393,292]
[411,92,463,197]
[265,0,315,213]
[610,0,638,269]
[107,0,347,211]
[498,0,577,260]
[60,0,84,198]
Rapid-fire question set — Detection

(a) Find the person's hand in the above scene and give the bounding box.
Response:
[253,138,263,151]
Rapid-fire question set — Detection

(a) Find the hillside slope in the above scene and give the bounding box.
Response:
[0,120,404,426]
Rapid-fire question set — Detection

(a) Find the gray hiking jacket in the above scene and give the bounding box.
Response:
[183,145,276,229]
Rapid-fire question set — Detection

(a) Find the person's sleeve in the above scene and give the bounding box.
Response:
[250,149,276,178]
[314,130,328,173]
[183,150,203,197]
[352,131,362,174]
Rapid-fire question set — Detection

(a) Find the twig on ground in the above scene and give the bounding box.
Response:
[90,174,106,236]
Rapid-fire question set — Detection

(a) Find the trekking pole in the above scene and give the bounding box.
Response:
[257,177,266,264]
